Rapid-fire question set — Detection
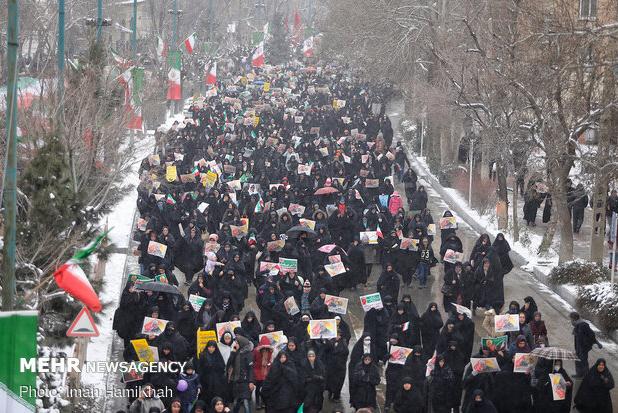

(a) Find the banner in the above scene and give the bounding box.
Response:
[324,295,348,314]
[279,258,298,273]
[470,357,501,373]
[0,311,37,413]
[481,335,508,352]
[360,292,383,311]
[389,345,413,365]
[284,296,300,315]
[147,241,167,258]
[309,319,337,339]
[494,314,519,332]
[188,294,206,312]
[196,329,217,358]
[141,317,169,336]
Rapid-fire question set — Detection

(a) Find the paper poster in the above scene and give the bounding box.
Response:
[131,339,156,363]
[267,240,285,252]
[230,224,248,239]
[318,244,337,253]
[310,127,320,135]
[197,202,209,213]
[443,249,464,264]
[204,242,220,254]
[494,314,520,332]
[309,319,337,339]
[360,231,379,245]
[223,164,237,174]
[470,357,501,373]
[324,262,346,277]
[298,164,312,176]
[227,179,242,191]
[549,373,567,400]
[284,296,300,315]
[360,292,383,311]
[259,331,286,347]
[295,116,304,124]
[278,258,298,273]
[481,335,508,352]
[439,216,458,230]
[453,303,472,319]
[216,320,242,340]
[141,317,169,336]
[426,351,437,377]
[147,241,167,258]
[137,218,148,231]
[400,238,419,251]
[299,219,316,230]
[365,179,379,188]
[188,294,207,312]
[259,261,279,273]
[328,254,341,264]
[319,147,329,157]
[164,165,177,182]
[324,295,348,314]
[341,116,351,124]
[427,223,436,236]
[389,345,413,365]
[513,353,536,374]
[148,154,160,166]
[288,203,306,216]
[122,366,144,383]
[196,329,217,358]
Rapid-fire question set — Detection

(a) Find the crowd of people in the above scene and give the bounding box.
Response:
[112,58,615,413]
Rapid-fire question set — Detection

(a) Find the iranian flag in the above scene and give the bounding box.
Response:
[303,37,314,57]
[252,41,265,68]
[205,61,217,85]
[182,32,196,54]
[157,36,168,60]
[0,311,38,413]
[166,194,177,205]
[167,51,182,101]
[54,231,109,312]
[128,67,144,130]
[376,224,384,239]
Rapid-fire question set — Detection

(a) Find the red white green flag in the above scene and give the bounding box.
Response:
[303,37,314,57]
[205,61,217,85]
[157,35,168,60]
[167,50,182,101]
[252,41,265,67]
[53,230,110,312]
[181,32,196,54]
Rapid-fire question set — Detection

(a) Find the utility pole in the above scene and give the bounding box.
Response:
[2,0,19,311]
[131,0,137,61]
[96,0,103,42]
[172,0,179,44]
[58,0,65,105]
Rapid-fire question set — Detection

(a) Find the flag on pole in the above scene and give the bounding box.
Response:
[376,224,384,239]
[252,41,265,67]
[0,311,38,413]
[205,61,217,85]
[181,32,196,54]
[292,10,302,45]
[128,67,144,130]
[166,194,177,205]
[110,49,132,69]
[157,36,168,60]
[167,51,182,101]
[303,37,314,57]
[54,230,110,312]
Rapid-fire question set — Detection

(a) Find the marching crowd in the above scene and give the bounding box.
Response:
[112,57,614,413]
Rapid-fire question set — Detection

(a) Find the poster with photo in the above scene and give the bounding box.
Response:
[389,346,413,365]
[141,317,169,336]
[324,295,348,314]
[309,319,337,339]
[360,293,383,311]
[495,314,520,332]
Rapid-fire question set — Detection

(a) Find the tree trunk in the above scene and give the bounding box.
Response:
[496,159,508,230]
[512,172,520,242]
[552,166,574,263]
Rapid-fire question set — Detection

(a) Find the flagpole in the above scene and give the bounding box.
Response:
[131,0,137,61]
[2,0,19,311]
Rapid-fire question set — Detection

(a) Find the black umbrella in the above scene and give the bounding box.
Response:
[137,281,182,295]
[286,225,318,239]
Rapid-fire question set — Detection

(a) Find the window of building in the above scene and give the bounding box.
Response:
[579,0,598,20]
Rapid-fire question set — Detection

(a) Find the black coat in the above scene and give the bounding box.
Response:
[420,306,443,359]
[198,345,229,403]
[574,361,614,413]
[534,366,572,413]
[492,236,513,275]
[350,361,381,409]
[300,359,326,409]
[429,363,458,411]
[324,338,349,394]
[393,385,425,413]
[377,269,401,303]
[261,357,300,411]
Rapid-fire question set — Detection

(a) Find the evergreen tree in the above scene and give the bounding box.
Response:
[266,12,291,66]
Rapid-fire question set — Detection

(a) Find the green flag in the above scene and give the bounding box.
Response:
[251,31,265,46]
[0,311,38,412]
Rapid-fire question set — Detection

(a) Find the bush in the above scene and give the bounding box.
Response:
[451,170,497,215]
[548,260,610,285]
[577,283,618,331]
[435,163,462,188]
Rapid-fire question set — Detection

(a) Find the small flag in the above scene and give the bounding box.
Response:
[205,61,217,85]
[303,37,314,58]
[167,51,182,101]
[402,321,410,331]
[157,36,168,59]
[252,41,265,67]
[166,194,177,205]
[376,224,384,239]
[255,199,264,213]
[181,32,196,54]
[192,166,200,178]
[54,231,110,312]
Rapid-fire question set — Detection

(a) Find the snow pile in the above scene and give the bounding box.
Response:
[577,282,618,331]
[548,259,610,285]
[37,341,70,412]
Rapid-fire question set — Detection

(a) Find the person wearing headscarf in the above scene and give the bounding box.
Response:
[261,351,300,413]
[574,358,614,413]
[465,389,498,413]
[349,354,381,410]
[429,355,458,413]
[420,302,443,360]
[198,340,229,404]
[300,349,326,413]
[491,233,513,275]
[323,332,349,402]
[225,331,255,413]
[533,358,572,413]
[393,376,425,413]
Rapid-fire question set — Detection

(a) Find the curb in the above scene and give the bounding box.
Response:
[399,138,618,344]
